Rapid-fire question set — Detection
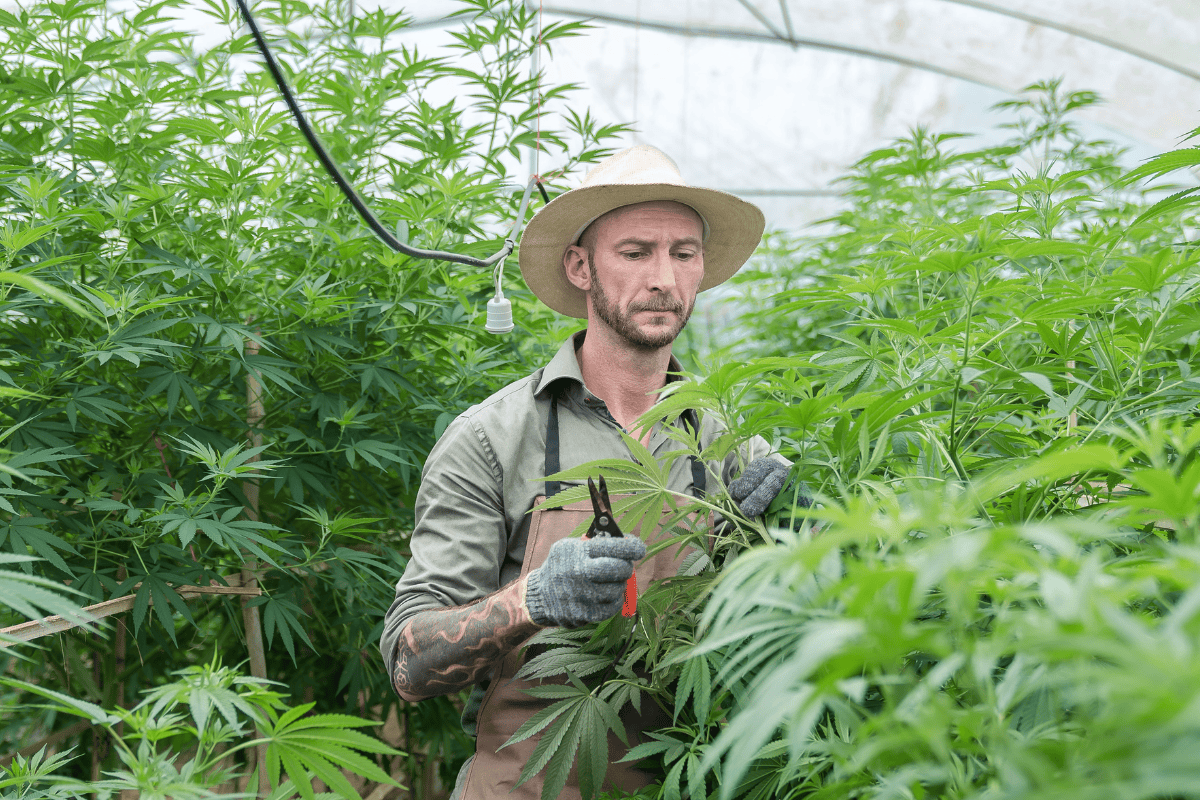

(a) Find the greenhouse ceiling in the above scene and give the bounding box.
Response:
[10,0,1196,231]
[403,0,1200,229]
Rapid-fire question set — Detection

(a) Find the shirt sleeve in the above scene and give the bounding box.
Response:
[379,412,508,678]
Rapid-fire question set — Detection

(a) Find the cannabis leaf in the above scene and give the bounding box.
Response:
[255,704,403,800]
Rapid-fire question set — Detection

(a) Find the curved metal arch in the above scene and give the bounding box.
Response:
[418,1,1198,85]
[778,0,797,42]
[734,0,787,41]
[937,0,1200,83]
[538,3,1200,87]
[539,6,1013,93]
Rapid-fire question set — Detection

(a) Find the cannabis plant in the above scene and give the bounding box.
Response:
[510,84,1200,800]
[0,0,623,790]
[3,660,401,799]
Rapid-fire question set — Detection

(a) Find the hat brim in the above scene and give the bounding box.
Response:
[518,183,766,318]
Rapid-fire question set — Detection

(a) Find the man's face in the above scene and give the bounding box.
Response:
[570,201,705,351]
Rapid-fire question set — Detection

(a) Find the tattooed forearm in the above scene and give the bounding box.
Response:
[392,578,542,702]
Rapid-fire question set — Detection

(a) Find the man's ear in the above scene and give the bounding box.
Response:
[563,245,591,291]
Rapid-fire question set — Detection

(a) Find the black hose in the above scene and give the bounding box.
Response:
[234,0,542,268]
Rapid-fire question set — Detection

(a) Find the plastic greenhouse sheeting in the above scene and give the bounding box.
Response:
[15,0,1199,231]
[401,0,1200,230]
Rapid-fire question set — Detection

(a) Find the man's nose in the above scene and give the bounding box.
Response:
[646,250,677,293]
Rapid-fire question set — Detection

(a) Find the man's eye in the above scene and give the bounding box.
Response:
[675,250,698,260]
[621,251,647,260]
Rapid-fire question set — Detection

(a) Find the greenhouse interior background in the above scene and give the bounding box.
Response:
[413,0,1200,231]
[389,0,1200,337]
[77,0,1200,233]
[4,0,1200,798]
[121,0,1200,333]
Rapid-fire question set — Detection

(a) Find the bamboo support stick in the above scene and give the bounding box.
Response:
[0,581,262,645]
[114,569,127,741]
[243,328,270,797]
[0,555,344,646]
[91,631,105,789]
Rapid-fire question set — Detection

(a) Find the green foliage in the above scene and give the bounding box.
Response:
[0,0,623,789]
[2,660,403,799]
[696,438,1200,799]
[511,83,1200,799]
[259,704,400,800]
[0,747,79,800]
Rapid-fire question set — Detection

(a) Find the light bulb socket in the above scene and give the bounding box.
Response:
[485,296,514,334]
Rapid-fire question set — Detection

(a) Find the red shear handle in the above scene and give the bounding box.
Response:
[580,532,638,618]
[622,573,637,617]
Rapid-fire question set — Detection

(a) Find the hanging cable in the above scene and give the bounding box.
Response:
[233,0,541,271]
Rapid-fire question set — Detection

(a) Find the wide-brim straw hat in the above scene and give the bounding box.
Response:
[518,145,766,318]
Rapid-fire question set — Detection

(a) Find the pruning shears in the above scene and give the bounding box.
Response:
[585,476,637,617]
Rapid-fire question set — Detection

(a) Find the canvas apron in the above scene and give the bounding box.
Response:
[459,394,707,800]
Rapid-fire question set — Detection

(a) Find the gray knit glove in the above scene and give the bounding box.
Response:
[525,537,647,628]
[729,458,791,518]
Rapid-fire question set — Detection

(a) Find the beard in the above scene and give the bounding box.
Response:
[588,261,694,351]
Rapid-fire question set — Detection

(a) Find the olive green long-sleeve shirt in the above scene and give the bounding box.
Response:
[379,331,777,684]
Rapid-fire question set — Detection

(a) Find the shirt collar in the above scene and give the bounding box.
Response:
[534,330,686,398]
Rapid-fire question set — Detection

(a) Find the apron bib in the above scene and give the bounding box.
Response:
[459,394,707,800]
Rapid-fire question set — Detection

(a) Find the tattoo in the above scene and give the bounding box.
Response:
[392,579,541,702]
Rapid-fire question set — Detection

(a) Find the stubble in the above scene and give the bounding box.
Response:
[587,258,694,351]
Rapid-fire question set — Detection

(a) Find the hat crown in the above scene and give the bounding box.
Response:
[579,145,688,189]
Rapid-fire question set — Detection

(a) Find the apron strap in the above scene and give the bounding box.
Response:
[545,390,563,498]
[545,390,706,499]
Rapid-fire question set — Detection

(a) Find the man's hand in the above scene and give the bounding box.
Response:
[525,536,647,628]
[390,536,646,701]
[729,458,791,518]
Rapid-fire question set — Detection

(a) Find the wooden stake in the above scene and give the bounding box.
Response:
[243,329,270,797]
[114,564,126,743]
[0,580,261,644]
[91,631,105,788]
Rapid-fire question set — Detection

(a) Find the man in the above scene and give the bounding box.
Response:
[380,145,792,799]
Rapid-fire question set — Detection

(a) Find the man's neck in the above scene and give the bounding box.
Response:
[575,327,673,438]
